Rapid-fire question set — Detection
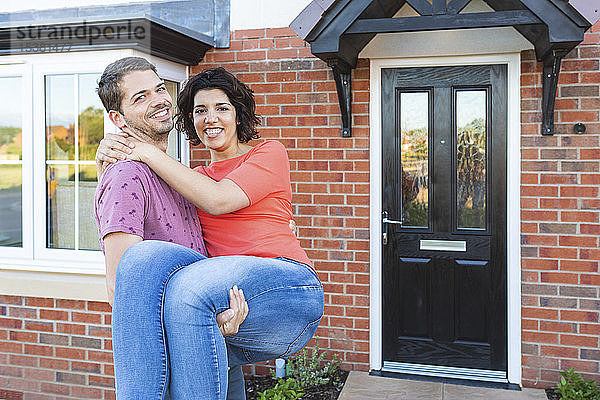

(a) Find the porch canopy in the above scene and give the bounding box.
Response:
[0,0,230,66]
[291,0,596,136]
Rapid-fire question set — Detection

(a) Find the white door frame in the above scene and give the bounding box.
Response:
[369,54,522,385]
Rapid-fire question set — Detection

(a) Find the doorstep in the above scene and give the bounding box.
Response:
[338,371,547,400]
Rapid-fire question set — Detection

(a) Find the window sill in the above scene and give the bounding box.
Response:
[0,258,107,302]
[0,257,105,275]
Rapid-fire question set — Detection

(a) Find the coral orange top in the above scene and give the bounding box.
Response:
[194,140,312,267]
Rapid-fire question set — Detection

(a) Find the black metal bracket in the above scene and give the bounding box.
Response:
[541,50,567,136]
[328,59,352,138]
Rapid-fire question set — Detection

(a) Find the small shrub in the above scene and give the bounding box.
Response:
[257,378,304,400]
[556,368,600,400]
[285,339,342,389]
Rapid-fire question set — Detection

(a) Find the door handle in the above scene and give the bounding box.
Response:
[382,210,403,225]
[383,217,403,225]
[382,211,403,245]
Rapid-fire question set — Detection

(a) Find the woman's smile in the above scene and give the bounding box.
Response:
[204,127,224,138]
[193,88,248,161]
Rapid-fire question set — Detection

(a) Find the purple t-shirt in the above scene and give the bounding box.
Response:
[94,160,207,255]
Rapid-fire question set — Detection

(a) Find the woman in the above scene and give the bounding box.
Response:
[100,67,323,399]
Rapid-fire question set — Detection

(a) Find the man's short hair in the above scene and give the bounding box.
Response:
[97,57,158,113]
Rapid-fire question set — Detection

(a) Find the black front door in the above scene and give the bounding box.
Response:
[382,65,507,373]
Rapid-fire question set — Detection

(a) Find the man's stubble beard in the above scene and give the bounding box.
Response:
[122,114,174,147]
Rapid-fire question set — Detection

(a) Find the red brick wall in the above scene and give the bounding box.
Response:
[520,21,600,388]
[1,22,599,398]
[0,295,115,399]
[191,27,372,375]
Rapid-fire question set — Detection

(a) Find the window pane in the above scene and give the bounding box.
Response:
[79,165,100,251]
[46,73,102,252]
[400,92,429,228]
[0,76,23,248]
[0,77,22,160]
[46,75,75,160]
[47,164,75,249]
[165,80,180,160]
[0,165,22,247]
[78,74,104,161]
[456,90,487,230]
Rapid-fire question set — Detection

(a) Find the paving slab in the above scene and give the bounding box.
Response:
[339,371,548,400]
[444,382,547,400]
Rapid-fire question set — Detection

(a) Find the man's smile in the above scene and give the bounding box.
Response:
[149,107,171,120]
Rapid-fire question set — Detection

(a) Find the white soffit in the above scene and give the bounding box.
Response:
[359,0,534,59]
[359,27,534,59]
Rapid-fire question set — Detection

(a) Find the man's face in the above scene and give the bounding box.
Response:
[118,69,173,138]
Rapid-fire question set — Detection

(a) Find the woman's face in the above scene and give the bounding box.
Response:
[192,88,239,154]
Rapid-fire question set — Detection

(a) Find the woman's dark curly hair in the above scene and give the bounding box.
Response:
[175,67,261,145]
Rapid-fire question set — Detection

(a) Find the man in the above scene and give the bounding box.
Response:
[94,57,247,399]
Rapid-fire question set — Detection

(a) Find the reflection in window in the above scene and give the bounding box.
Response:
[165,80,181,160]
[0,77,23,247]
[400,91,429,228]
[46,75,75,160]
[45,74,103,250]
[456,90,487,230]
[79,165,99,250]
[79,75,105,161]
[47,165,75,249]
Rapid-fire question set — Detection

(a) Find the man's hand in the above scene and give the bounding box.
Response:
[95,131,135,176]
[216,286,249,337]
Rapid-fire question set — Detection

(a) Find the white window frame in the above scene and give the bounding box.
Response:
[0,50,188,282]
[33,60,109,269]
[0,63,33,260]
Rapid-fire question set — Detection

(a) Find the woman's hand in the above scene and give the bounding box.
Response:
[95,131,135,175]
[289,219,297,237]
[126,140,159,163]
[216,286,249,337]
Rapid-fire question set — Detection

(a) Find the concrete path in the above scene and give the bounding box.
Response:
[339,371,547,400]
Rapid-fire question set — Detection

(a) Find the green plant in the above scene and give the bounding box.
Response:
[285,339,342,389]
[556,368,600,400]
[257,378,303,400]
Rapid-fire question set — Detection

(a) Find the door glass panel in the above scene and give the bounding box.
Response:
[0,76,22,247]
[400,91,429,228]
[456,90,487,230]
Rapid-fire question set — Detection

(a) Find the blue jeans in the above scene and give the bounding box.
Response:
[112,241,324,400]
